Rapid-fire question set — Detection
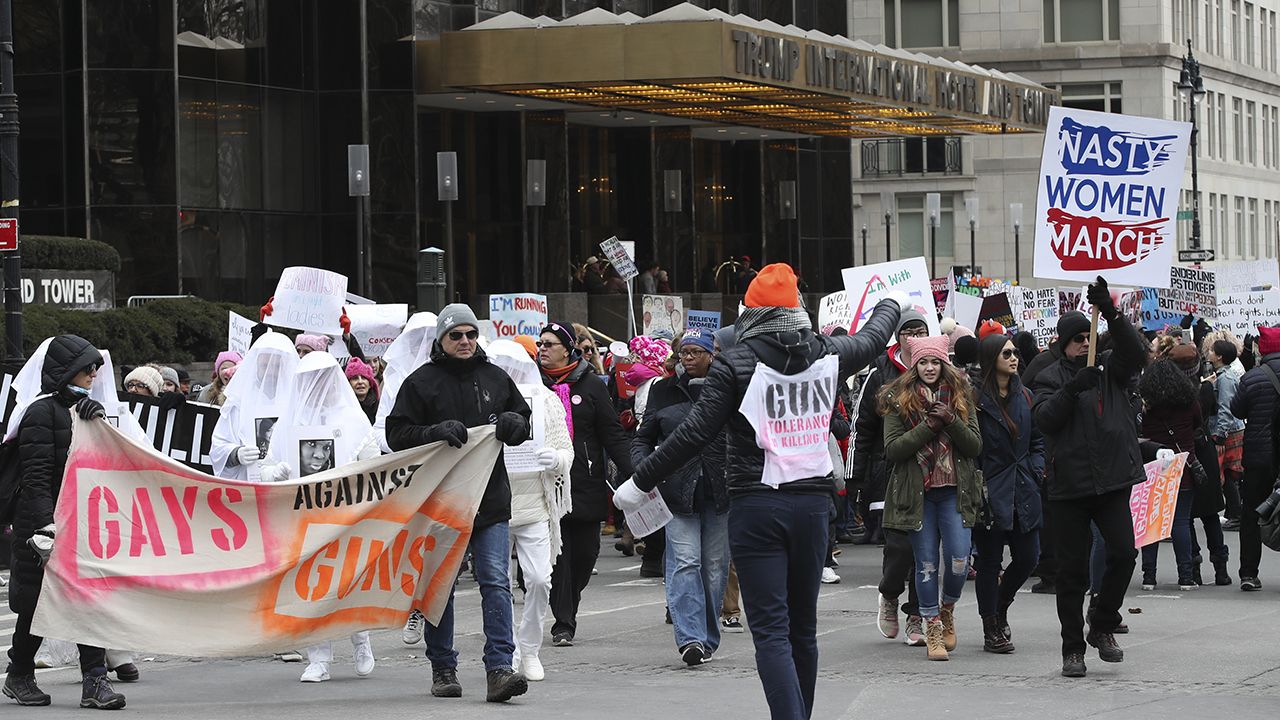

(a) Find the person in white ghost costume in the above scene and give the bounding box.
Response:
[258,352,382,682]
[373,312,437,454]
[485,340,573,682]
[209,332,300,481]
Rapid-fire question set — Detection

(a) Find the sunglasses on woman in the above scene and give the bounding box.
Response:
[447,329,479,341]
[1001,349,1019,360]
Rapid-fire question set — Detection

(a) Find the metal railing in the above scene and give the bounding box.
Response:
[861,136,963,177]
[127,295,192,307]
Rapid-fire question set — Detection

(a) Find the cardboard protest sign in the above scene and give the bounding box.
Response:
[228,312,255,356]
[1130,453,1187,548]
[642,295,684,337]
[1215,259,1280,295]
[817,292,852,335]
[1143,266,1217,328]
[841,258,939,339]
[268,267,349,335]
[685,310,722,332]
[1033,107,1191,288]
[489,294,547,340]
[930,278,949,315]
[1059,287,1082,316]
[345,304,408,356]
[613,362,640,399]
[951,292,984,331]
[1022,287,1060,349]
[979,293,1015,331]
[32,419,500,656]
[1215,291,1280,338]
[599,236,639,282]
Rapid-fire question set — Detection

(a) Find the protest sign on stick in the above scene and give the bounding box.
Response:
[268,267,349,335]
[841,258,939,339]
[489,294,548,340]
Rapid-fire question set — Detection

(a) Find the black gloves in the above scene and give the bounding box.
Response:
[158,391,187,412]
[76,398,106,421]
[1065,366,1104,395]
[426,420,468,449]
[1242,334,1258,370]
[1086,276,1118,321]
[494,412,530,446]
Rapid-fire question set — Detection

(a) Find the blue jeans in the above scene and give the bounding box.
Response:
[972,521,1040,617]
[664,507,731,654]
[728,492,829,720]
[426,521,515,671]
[1142,488,1196,583]
[1089,522,1106,595]
[907,487,971,618]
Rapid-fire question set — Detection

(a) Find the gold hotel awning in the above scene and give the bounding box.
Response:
[417,4,1060,138]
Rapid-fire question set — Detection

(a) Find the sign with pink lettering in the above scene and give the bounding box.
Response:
[1130,453,1186,548]
[267,266,349,335]
[31,418,498,656]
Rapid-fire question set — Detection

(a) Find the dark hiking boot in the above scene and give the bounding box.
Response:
[431,667,462,698]
[1212,556,1232,585]
[1086,629,1124,662]
[982,615,1014,653]
[3,673,51,706]
[485,668,528,702]
[1062,653,1087,677]
[80,671,126,709]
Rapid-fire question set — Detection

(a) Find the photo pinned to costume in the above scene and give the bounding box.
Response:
[503,386,547,474]
[284,425,354,480]
[255,417,278,456]
[241,405,285,457]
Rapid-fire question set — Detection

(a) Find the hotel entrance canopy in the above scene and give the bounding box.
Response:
[417,4,1060,138]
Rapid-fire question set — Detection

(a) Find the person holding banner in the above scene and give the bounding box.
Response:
[210,332,300,482]
[620,264,905,720]
[3,334,127,709]
[1031,277,1145,678]
[387,304,533,703]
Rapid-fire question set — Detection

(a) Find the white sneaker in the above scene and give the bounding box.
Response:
[522,655,545,681]
[354,642,375,677]
[403,609,425,644]
[821,567,841,584]
[300,662,330,682]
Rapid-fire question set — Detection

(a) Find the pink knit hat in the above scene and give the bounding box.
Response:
[344,357,380,397]
[904,335,951,367]
[629,336,671,372]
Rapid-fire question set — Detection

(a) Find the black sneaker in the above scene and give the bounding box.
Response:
[1062,653,1087,677]
[552,632,573,647]
[679,641,706,666]
[1086,630,1124,662]
[431,667,462,698]
[485,668,528,702]
[80,672,126,709]
[1241,576,1262,591]
[3,673,51,706]
[111,663,140,683]
[1031,580,1056,594]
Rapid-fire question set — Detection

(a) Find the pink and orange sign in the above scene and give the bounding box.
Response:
[1130,453,1186,548]
[31,418,498,657]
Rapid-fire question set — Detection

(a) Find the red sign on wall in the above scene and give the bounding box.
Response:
[0,219,15,251]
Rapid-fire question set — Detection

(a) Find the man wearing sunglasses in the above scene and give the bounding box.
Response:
[1030,276,1145,679]
[386,303,533,703]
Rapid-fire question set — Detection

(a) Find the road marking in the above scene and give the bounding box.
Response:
[609,578,663,587]
[616,564,642,572]
[578,599,667,617]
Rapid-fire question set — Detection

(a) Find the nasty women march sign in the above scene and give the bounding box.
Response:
[1033,107,1191,289]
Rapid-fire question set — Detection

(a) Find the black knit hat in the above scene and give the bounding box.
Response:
[1056,311,1091,347]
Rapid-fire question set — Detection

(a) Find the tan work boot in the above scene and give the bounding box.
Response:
[939,603,957,651]
[925,617,949,660]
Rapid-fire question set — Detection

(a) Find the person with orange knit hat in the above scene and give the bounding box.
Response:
[977,320,1006,340]
[620,263,908,720]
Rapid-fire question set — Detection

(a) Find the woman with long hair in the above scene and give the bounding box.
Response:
[878,335,983,661]
[973,334,1044,653]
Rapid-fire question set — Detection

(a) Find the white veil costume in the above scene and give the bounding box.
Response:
[210,331,300,480]
[5,337,54,442]
[264,352,379,480]
[373,311,436,452]
[92,350,148,442]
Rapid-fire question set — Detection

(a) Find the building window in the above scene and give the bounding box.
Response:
[1236,195,1246,256]
[1232,0,1242,61]
[1272,105,1279,167]
[1222,194,1232,258]
[1234,97,1244,161]
[861,137,963,177]
[1217,0,1227,54]
[1247,3,1257,64]
[1047,82,1123,113]
[885,0,960,49]
[1247,100,1257,163]
[1250,197,1260,257]
[1264,105,1271,167]
[1266,200,1273,256]
[897,194,955,259]
[1043,0,1119,43]
[1207,93,1216,158]
[1209,194,1219,254]
[1270,11,1277,70]
[1219,93,1228,157]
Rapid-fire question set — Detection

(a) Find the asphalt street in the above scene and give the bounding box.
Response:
[1,528,1278,719]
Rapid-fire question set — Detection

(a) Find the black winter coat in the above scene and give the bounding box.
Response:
[849,350,905,505]
[1230,353,1280,471]
[1021,343,1063,390]
[630,371,729,516]
[975,376,1044,533]
[1031,313,1147,501]
[543,361,634,523]
[633,299,900,498]
[385,345,531,529]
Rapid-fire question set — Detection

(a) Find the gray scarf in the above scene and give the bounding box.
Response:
[736,306,812,342]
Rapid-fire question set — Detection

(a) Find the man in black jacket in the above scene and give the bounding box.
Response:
[386,303,532,703]
[619,264,905,720]
[1031,278,1144,678]
[5,335,125,710]
[1228,325,1280,591]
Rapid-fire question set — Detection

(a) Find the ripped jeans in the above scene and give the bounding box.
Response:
[907,486,972,618]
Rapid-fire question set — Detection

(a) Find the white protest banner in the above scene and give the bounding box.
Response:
[685,310,721,332]
[952,291,984,331]
[489,293,548,340]
[1023,287,1060,349]
[268,267,349,335]
[1215,258,1280,295]
[817,291,852,335]
[599,236,639,282]
[1215,291,1280,338]
[227,312,255,356]
[344,303,407,357]
[1033,106,1191,288]
[503,385,547,474]
[841,257,940,339]
[32,419,499,656]
[1145,266,1217,327]
[642,295,684,337]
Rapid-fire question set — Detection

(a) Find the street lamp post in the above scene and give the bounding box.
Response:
[881,191,894,262]
[1178,39,1207,252]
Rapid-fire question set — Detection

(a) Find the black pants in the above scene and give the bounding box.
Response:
[1035,482,1058,583]
[877,528,919,616]
[1223,469,1243,519]
[1049,489,1136,656]
[6,555,106,677]
[1239,468,1275,579]
[549,518,602,639]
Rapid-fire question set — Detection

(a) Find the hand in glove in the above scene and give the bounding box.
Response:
[237,445,261,465]
[535,448,559,470]
[494,412,530,446]
[76,398,106,421]
[1155,448,1176,469]
[29,524,56,567]
[612,478,649,513]
[427,420,468,449]
[158,391,187,412]
[1086,276,1118,321]
[1065,366,1104,395]
[926,401,955,428]
[885,290,914,312]
[1241,334,1258,370]
[264,462,293,483]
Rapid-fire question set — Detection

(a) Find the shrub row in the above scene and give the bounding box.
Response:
[22,235,122,273]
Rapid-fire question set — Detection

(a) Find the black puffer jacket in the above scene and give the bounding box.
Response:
[633,299,899,498]
[1230,352,1280,471]
[849,350,905,505]
[1031,313,1146,500]
[543,360,634,523]
[386,344,531,529]
[630,370,728,516]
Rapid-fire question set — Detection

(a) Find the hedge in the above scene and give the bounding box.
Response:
[23,297,263,366]
[22,235,122,273]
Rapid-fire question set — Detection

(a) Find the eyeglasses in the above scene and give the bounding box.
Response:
[535,340,562,349]
[900,329,929,339]
[1070,333,1089,345]
[447,329,479,341]
[1001,348,1019,360]
[125,382,148,392]
[678,349,709,358]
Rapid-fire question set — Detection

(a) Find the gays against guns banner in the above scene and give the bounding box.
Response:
[32,419,499,656]
[1130,453,1187,548]
[1033,106,1190,289]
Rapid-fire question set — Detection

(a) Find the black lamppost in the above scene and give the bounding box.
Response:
[1178,40,1207,251]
